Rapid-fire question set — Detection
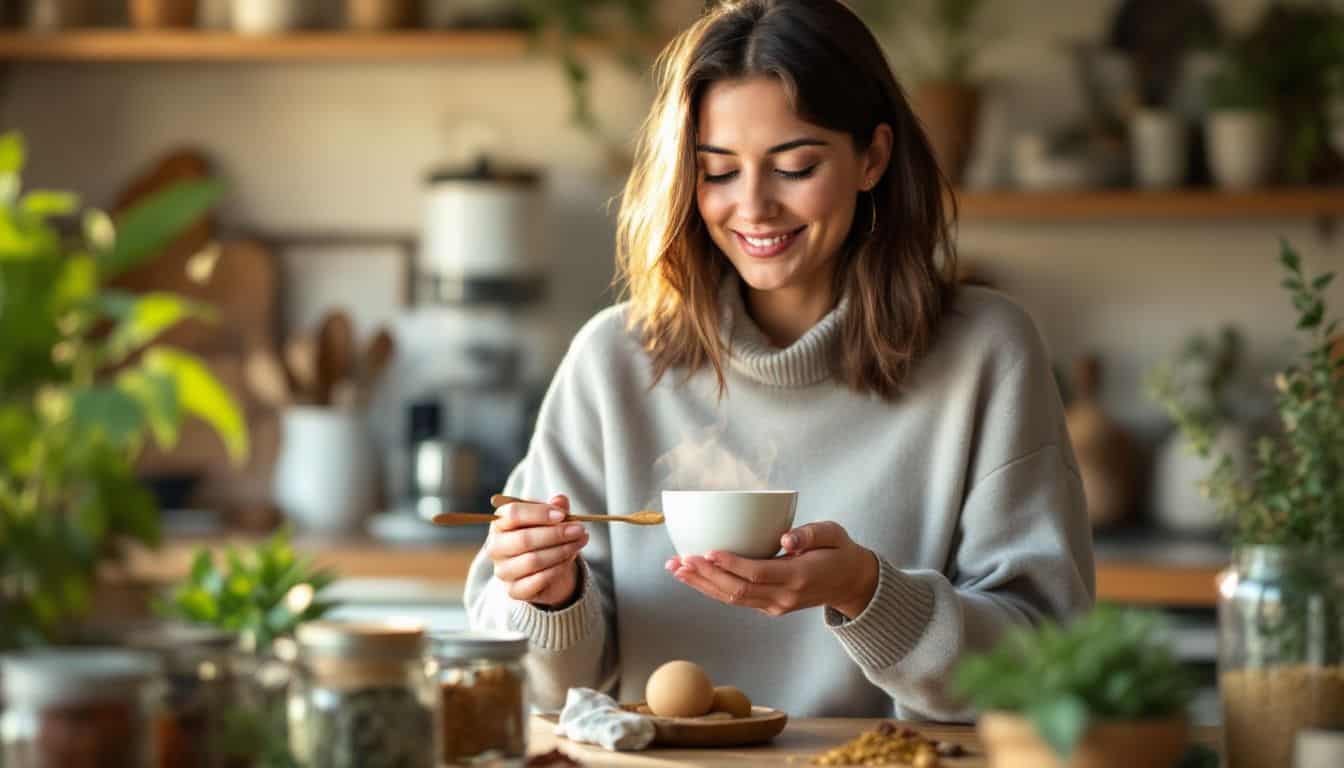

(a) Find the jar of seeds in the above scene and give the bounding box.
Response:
[288,621,437,768]
[1,647,163,768]
[432,631,529,766]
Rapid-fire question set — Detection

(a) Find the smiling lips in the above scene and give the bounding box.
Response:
[734,225,805,259]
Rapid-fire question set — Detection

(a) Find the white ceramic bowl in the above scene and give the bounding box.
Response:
[661,490,798,559]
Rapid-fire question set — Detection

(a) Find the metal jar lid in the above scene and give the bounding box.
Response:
[2,648,160,708]
[122,622,237,653]
[296,620,426,660]
[431,630,529,662]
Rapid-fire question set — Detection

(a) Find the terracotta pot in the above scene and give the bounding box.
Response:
[1064,356,1137,529]
[977,712,1189,768]
[128,0,197,28]
[911,81,980,184]
[346,0,414,30]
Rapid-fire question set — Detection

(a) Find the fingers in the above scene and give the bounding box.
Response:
[494,532,589,582]
[781,521,848,554]
[490,522,587,558]
[671,556,777,613]
[507,559,579,604]
[493,497,568,532]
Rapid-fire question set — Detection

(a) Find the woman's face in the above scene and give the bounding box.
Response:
[695,76,889,304]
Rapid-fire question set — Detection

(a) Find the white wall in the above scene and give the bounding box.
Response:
[3,0,1340,451]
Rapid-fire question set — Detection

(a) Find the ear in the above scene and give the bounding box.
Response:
[860,123,894,191]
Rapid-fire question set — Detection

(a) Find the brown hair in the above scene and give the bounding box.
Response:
[615,0,957,400]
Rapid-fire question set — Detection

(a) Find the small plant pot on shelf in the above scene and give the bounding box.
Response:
[128,0,197,28]
[976,713,1189,768]
[230,0,302,35]
[1206,111,1276,190]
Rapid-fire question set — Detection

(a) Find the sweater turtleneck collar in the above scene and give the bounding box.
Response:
[718,275,849,388]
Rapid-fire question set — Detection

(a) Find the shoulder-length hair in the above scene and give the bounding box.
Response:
[615,0,958,401]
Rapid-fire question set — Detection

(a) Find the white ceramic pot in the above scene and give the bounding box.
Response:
[230,0,302,34]
[1152,423,1250,535]
[1130,109,1188,189]
[1206,111,1276,190]
[272,406,375,534]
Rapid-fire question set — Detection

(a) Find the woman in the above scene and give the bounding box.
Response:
[466,0,1093,721]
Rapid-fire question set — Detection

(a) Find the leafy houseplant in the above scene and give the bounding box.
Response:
[1149,240,1344,768]
[954,607,1197,768]
[0,131,247,649]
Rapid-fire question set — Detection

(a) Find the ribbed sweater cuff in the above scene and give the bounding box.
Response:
[825,556,935,669]
[507,558,602,652]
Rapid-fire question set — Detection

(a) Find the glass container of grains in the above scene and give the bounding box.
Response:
[1,647,162,768]
[432,630,529,767]
[122,623,240,768]
[288,621,438,768]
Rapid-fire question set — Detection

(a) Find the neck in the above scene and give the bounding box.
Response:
[744,282,836,348]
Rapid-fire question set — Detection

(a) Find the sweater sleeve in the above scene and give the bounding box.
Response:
[463,322,618,710]
[823,310,1096,721]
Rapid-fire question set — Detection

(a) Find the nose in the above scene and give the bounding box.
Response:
[736,172,779,223]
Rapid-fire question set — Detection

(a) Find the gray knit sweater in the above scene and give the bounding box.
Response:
[465,282,1095,721]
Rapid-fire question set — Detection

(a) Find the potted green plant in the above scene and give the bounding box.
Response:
[1203,46,1277,190]
[856,0,996,184]
[1145,325,1251,534]
[0,131,247,648]
[953,607,1197,768]
[1151,240,1344,768]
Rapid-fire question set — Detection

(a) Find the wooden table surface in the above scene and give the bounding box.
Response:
[527,716,987,767]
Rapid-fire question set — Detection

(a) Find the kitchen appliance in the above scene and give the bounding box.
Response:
[406,399,482,519]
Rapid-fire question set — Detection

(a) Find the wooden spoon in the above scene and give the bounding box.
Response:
[358,328,395,406]
[488,494,664,525]
[315,311,354,407]
[432,510,664,526]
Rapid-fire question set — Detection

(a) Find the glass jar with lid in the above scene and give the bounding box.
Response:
[122,622,240,768]
[432,630,529,766]
[287,620,437,768]
[0,647,162,768]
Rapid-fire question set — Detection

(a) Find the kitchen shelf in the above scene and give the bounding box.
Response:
[116,533,1226,607]
[0,29,546,62]
[955,188,1344,221]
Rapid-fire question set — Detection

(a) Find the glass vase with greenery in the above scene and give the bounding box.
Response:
[1148,240,1344,768]
[0,132,247,649]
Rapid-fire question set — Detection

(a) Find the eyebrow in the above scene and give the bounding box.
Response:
[695,138,828,155]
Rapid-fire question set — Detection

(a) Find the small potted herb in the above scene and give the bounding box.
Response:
[1203,46,1276,190]
[953,607,1197,768]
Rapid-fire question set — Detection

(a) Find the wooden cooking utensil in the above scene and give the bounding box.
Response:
[432,510,665,526]
[358,328,395,406]
[489,494,664,525]
[314,310,355,407]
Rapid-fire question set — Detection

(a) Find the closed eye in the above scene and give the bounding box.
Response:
[703,170,738,184]
[777,164,818,180]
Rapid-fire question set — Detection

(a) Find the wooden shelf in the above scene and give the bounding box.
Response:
[0,30,539,61]
[956,188,1344,221]
[117,534,1226,607]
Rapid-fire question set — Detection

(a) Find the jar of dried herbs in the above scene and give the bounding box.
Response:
[122,622,240,768]
[432,630,529,766]
[1,647,163,768]
[287,621,437,768]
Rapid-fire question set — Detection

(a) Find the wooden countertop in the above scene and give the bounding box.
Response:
[119,530,1228,607]
[526,716,1220,767]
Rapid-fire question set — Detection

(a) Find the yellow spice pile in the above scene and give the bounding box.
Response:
[810,722,952,767]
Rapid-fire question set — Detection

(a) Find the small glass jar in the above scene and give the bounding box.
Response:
[288,621,438,768]
[122,623,240,768]
[432,630,530,767]
[1219,546,1344,768]
[0,648,162,768]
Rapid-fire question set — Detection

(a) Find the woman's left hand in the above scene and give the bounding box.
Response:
[666,522,879,619]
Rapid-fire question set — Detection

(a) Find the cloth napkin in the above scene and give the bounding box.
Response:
[554,687,656,751]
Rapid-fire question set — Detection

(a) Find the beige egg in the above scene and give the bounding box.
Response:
[711,685,753,718]
[645,660,715,718]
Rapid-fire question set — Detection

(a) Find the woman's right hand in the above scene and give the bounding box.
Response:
[485,494,590,608]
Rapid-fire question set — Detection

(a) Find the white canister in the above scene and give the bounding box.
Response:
[272,406,376,534]
[230,0,303,35]
[1206,111,1276,190]
[420,158,543,293]
[1130,109,1188,189]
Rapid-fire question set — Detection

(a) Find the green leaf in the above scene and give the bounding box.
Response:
[190,549,214,584]
[116,367,181,449]
[98,292,217,364]
[1028,694,1091,759]
[71,386,145,447]
[52,253,97,309]
[1280,239,1301,272]
[142,347,249,464]
[0,132,25,175]
[1312,273,1336,291]
[21,190,79,217]
[97,179,223,280]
